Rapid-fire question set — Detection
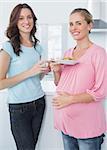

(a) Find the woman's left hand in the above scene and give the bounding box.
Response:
[52,92,73,109]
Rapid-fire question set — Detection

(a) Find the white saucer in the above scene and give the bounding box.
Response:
[56,59,79,65]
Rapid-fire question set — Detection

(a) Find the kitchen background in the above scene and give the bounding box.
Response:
[0,0,107,150]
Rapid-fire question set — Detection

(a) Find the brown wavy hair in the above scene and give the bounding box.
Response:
[6,3,39,56]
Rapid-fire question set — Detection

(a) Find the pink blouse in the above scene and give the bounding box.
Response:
[54,44,107,138]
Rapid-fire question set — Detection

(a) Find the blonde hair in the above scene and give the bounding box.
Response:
[70,8,93,24]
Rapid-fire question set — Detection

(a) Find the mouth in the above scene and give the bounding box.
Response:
[72,32,80,36]
[22,25,31,29]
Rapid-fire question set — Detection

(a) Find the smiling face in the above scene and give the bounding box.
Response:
[17,8,34,35]
[69,12,92,41]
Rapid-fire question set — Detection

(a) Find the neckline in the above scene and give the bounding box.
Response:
[71,43,95,61]
[21,44,34,49]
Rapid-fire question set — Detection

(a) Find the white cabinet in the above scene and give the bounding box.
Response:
[36,94,64,150]
[0,90,16,150]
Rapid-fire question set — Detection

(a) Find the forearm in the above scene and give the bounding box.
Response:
[53,92,95,109]
[40,67,51,80]
[53,71,61,85]
[71,92,94,104]
[0,70,32,90]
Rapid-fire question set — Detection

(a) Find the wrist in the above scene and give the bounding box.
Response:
[53,70,61,74]
[69,95,75,104]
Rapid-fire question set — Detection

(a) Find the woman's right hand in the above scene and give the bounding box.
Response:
[28,61,49,77]
[49,61,61,72]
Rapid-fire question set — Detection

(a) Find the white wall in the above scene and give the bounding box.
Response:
[0,0,88,44]
[101,1,107,50]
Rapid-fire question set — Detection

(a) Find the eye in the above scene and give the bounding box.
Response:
[19,17,24,20]
[69,22,73,26]
[27,16,33,19]
[76,22,82,25]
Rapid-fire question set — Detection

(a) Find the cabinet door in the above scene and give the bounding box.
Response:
[36,94,64,150]
[0,90,16,150]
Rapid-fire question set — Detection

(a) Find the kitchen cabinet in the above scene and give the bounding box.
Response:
[36,94,64,150]
[0,90,16,150]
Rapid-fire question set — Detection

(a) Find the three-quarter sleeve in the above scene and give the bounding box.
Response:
[86,48,107,101]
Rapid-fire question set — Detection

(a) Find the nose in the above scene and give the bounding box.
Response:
[69,25,76,33]
[23,18,29,24]
[71,24,77,31]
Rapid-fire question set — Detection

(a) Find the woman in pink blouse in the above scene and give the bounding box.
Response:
[50,8,107,150]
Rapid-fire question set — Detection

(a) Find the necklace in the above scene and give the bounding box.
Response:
[72,44,92,60]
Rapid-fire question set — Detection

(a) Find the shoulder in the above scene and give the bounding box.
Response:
[91,44,107,63]
[93,44,106,56]
[35,43,44,55]
[36,43,43,50]
[2,41,14,57]
[2,41,12,49]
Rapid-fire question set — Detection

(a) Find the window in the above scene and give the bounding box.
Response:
[48,25,62,60]
[37,23,68,80]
